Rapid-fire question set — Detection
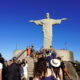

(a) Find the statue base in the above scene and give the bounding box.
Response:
[55,49,74,62]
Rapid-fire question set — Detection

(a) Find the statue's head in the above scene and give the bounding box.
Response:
[46,13,50,19]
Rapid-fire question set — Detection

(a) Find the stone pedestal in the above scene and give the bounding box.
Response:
[55,50,74,62]
[55,50,80,80]
[13,50,23,57]
[64,62,80,80]
[13,50,27,60]
[13,49,80,79]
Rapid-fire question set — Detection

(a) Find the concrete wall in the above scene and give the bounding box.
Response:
[13,50,23,57]
[55,50,74,62]
[13,50,27,60]
[13,49,74,62]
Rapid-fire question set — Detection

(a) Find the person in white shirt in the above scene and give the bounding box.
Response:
[23,61,28,80]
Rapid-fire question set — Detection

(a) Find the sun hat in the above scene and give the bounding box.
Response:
[50,59,61,67]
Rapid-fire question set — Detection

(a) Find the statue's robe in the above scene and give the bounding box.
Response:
[33,19,62,49]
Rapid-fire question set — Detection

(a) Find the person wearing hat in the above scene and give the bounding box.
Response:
[33,57,54,80]
[50,59,63,80]
[57,57,71,80]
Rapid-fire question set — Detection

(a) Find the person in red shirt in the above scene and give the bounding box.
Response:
[26,47,31,56]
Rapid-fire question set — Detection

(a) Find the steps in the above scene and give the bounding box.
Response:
[25,57,34,78]
[64,62,80,80]
[13,50,80,80]
[14,50,35,78]
[26,58,80,80]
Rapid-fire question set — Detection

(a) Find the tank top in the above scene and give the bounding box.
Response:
[41,75,54,80]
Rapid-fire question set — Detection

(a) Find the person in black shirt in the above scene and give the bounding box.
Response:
[3,61,8,80]
[7,57,21,80]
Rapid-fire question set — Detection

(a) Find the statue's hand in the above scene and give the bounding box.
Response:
[29,20,34,22]
[61,18,67,21]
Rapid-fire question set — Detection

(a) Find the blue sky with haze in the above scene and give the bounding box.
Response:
[0,0,80,61]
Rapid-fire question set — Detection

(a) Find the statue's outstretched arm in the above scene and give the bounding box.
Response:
[60,18,68,21]
[29,20,35,22]
[29,20,43,25]
[53,18,67,24]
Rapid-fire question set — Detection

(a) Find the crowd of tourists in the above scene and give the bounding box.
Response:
[0,46,72,80]
[0,54,29,80]
[26,46,56,59]
[33,46,71,80]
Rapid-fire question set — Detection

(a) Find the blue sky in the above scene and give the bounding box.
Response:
[0,0,80,61]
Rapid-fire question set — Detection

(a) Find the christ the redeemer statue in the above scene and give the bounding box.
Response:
[29,13,67,49]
